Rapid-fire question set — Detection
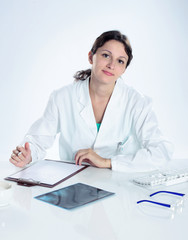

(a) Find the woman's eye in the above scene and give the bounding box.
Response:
[102,53,110,58]
[118,59,125,64]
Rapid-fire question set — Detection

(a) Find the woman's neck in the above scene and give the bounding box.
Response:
[89,76,116,123]
[89,77,115,101]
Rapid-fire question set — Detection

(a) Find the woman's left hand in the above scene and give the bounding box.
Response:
[75,148,111,168]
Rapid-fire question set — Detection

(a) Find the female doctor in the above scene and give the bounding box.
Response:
[10,30,172,172]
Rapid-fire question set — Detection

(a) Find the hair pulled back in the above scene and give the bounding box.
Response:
[74,30,133,81]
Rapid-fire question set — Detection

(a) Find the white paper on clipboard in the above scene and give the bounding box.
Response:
[6,159,88,187]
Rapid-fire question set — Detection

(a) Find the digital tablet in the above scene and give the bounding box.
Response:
[35,183,115,209]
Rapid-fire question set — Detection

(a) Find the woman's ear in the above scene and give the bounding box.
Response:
[88,51,93,64]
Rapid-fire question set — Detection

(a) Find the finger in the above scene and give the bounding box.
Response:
[9,158,25,168]
[75,149,91,164]
[9,157,18,165]
[10,154,20,163]
[16,145,24,156]
[16,145,28,157]
[79,158,96,167]
[9,157,22,165]
[25,142,30,151]
[13,149,20,155]
[11,153,24,163]
[75,150,87,164]
[77,153,91,166]
[16,153,25,161]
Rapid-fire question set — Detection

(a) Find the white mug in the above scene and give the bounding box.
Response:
[0,181,12,206]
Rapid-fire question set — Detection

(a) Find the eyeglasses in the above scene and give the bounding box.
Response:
[137,191,185,210]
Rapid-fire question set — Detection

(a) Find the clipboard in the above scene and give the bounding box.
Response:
[5,159,88,187]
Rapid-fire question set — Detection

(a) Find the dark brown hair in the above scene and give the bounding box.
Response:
[74,30,133,81]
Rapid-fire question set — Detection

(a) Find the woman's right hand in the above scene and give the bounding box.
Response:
[9,142,32,168]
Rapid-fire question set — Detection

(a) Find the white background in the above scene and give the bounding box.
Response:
[0,0,187,161]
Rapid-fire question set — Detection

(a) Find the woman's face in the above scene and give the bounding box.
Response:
[89,40,128,86]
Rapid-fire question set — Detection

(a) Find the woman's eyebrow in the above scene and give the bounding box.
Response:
[101,49,112,54]
[101,49,128,60]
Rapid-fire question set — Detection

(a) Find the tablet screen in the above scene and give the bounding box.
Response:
[35,183,114,209]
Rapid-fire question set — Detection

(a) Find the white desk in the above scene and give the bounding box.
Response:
[1,160,188,240]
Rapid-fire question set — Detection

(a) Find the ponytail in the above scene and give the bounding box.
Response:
[73,69,91,81]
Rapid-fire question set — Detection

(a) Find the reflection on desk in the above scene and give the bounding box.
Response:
[1,160,188,240]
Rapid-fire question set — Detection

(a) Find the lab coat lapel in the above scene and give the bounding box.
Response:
[77,78,97,137]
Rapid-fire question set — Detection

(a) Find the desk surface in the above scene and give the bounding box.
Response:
[1,160,188,240]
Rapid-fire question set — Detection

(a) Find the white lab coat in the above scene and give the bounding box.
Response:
[23,78,173,172]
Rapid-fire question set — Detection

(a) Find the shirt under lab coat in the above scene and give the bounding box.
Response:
[23,78,173,172]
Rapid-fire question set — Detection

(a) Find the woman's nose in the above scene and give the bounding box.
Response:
[107,59,115,69]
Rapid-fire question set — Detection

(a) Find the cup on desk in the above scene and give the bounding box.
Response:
[0,181,12,207]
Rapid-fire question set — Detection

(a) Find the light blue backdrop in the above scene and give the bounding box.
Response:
[0,0,188,160]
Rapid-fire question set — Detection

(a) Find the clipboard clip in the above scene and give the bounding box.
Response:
[17,178,41,187]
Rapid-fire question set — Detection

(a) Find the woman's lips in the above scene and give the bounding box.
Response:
[102,70,114,76]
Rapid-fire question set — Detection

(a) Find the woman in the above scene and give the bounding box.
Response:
[10,30,173,172]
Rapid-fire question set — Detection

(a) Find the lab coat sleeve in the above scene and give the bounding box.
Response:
[111,97,173,172]
[21,91,60,161]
